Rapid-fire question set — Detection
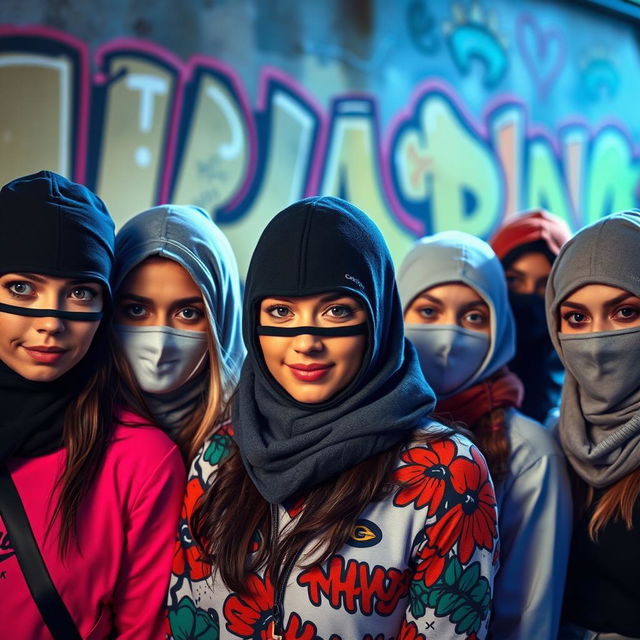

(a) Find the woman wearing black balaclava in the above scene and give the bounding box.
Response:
[490,209,571,425]
[167,197,498,639]
[0,171,184,639]
[547,211,640,640]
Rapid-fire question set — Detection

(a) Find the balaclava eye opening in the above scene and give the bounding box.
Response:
[0,170,115,462]
[546,209,640,487]
[252,289,373,411]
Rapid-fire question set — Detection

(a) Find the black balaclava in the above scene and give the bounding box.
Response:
[0,170,114,462]
[232,196,439,504]
[502,239,563,423]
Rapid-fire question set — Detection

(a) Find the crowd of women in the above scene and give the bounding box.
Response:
[1,169,638,640]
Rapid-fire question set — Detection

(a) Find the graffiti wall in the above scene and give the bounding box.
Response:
[1,1,639,274]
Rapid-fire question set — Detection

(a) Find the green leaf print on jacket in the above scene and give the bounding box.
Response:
[412,557,490,636]
[168,595,220,640]
[203,434,233,466]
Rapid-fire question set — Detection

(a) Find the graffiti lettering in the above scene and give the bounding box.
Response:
[1,27,639,277]
[298,556,412,617]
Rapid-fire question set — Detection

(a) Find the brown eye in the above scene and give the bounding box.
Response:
[177,307,203,321]
[69,287,96,300]
[124,304,147,319]
[615,306,639,321]
[266,305,291,319]
[7,281,34,297]
[564,311,587,327]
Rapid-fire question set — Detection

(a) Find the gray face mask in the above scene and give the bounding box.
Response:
[405,324,490,396]
[559,325,640,416]
[115,324,208,394]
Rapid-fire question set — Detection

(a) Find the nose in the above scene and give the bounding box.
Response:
[33,315,65,335]
[521,279,537,295]
[291,332,324,353]
[592,316,608,333]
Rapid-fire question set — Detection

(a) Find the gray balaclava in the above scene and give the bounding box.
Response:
[546,210,640,487]
[113,205,245,431]
[398,230,516,395]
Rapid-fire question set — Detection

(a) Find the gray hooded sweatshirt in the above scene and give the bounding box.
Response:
[398,230,572,640]
[113,204,245,437]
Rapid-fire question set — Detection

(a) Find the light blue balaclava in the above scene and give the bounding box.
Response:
[398,230,516,397]
[113,205,245,432]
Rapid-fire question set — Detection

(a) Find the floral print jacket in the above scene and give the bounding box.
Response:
[166,425,498,640]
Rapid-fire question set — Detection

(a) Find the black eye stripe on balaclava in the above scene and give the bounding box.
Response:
[0,170,114,462]
[0,169,113,323]
[0,303,103,321]
[232,196,440,504]
[255,324,367,337]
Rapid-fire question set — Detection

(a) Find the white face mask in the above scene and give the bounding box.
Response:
[115,325,208,394]
[405,324,490,396]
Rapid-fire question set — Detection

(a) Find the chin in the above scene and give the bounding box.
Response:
[16,363,69,382]
[286,386,332,404]
[294,384,345,404]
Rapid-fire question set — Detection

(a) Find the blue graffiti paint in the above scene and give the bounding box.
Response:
[447,25,508,88]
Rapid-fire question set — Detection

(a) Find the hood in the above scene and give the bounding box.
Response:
[398,230,515,393]
[113,204,245,383]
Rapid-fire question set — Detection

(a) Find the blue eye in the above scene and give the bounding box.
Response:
[465,311,488,325]
[326,305,354,319]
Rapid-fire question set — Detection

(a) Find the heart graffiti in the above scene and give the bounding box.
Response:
[517,13,566,100]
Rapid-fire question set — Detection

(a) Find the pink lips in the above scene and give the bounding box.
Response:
[287,362,334,382]
[23,345,68,364]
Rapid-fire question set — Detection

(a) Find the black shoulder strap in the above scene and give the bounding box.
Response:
[0,466,82,640]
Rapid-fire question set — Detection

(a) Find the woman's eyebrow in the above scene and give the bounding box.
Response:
[12,272,47,283]
[118,293,152,303]
[262,297,295,304]
[560,300,588,311]
[459,300,489,312]
[317,293,362,306]
[561,293,638,311]
[416,292,442,305]
[602,292,639,309]
[171,296,204,306]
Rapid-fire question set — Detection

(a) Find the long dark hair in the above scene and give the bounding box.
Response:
[191,427,452,595]
[51,324,155,554]
[471,409,510,481]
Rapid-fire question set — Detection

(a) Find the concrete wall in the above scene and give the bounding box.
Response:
[1,0,638,273]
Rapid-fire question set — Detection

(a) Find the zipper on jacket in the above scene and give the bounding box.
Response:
[269,503,301,640]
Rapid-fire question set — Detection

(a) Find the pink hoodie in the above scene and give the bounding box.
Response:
[2,409,185,639]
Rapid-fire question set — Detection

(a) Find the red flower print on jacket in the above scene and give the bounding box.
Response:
[424,446,497,564]
[393,439,457,515]
[172,477,211,581]
[413,542,447,587]
[398,618,427,640]
[223,573,275,638]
